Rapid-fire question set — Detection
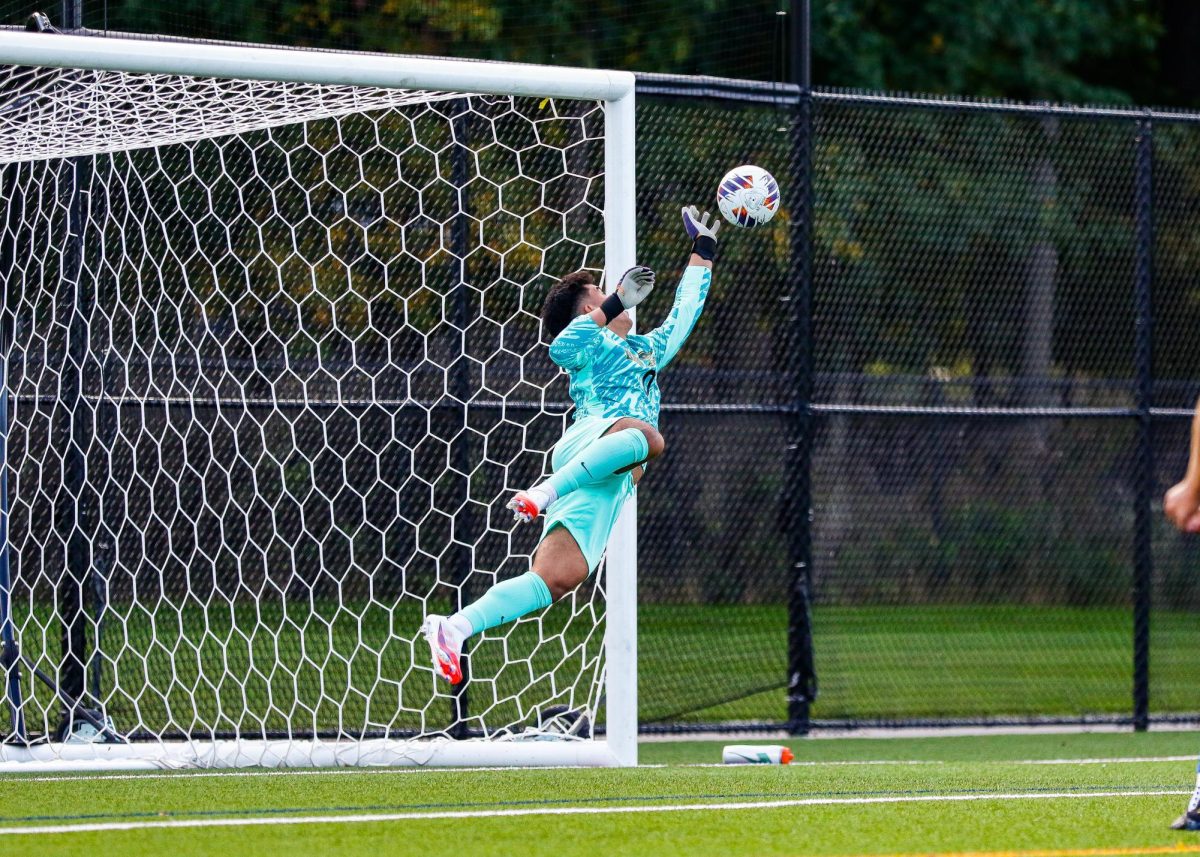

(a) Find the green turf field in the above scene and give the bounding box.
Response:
[5,730,1200,856]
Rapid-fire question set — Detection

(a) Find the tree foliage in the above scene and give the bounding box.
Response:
[815,0,1160,104]
[14,0,1190,107]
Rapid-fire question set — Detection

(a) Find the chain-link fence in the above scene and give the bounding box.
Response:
[637,78,1200,731]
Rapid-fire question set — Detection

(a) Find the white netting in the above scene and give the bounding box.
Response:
[0,63,611,762]
[0,64,463,163]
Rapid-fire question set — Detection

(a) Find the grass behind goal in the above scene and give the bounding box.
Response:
[21,602,1198,732]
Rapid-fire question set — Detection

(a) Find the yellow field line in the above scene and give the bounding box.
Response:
[855,844,1200,857]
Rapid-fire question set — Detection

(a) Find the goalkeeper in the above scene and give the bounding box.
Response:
[421,206,720,684]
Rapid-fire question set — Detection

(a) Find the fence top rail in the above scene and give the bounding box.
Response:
[816,88,1200,123]
[636,72,1200,124]
[636,73,801,105]
[0,30,635,102]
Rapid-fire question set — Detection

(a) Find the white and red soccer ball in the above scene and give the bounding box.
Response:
[716,164,780,228]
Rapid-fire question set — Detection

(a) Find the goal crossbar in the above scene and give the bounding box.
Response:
[0,30,634,101]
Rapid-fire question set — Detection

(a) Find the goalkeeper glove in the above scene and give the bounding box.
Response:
[682,205,721,261]
[600,265,656,322]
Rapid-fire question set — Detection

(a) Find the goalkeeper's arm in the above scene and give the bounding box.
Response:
[577,202,718,337]
[644,206,720,370]
[584,265,655,329]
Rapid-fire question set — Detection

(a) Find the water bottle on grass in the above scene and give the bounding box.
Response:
[722,745,794,765]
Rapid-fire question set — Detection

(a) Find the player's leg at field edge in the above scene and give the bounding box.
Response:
[1170,761,1200,830]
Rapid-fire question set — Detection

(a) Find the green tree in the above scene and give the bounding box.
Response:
[47,0,1192,107]
[813,0,1160,104]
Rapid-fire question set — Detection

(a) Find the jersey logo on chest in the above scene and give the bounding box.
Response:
[621,346,656,369]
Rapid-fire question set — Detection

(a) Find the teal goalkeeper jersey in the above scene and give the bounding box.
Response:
[547,265,712,429]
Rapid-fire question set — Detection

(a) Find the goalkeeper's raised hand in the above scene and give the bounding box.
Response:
[595,265,656,326]
[682,205,720,262]
[615,265,656,309]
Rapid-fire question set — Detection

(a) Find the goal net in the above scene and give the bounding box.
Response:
[0,32,637,769]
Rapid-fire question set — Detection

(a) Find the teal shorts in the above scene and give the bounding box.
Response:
[538,415,637,574]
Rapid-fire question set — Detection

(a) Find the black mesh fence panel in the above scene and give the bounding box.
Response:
[1151,117,1200,721]
[806,100,1144,725]
[812,104,1139,399]
[636,85,1200,729]
[812,414,1136,721]
[635,91,796,724]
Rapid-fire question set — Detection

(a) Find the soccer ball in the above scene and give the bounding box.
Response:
[716,164,781,228]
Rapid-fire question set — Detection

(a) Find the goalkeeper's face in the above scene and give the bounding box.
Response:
[579,283,632,337]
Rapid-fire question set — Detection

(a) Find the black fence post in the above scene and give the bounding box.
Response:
[1131,113,1155,733]
[449,100,474,737]
[55,154,91,740]
[59,0,81,30]
[0,164,25,741]
[50,0,91,740]
[786,0,818,735]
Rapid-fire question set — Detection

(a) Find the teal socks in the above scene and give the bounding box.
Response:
[457,571,553,636]
[544,428,649,499]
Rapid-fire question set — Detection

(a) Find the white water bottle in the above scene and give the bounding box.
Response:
[722,744,794,765]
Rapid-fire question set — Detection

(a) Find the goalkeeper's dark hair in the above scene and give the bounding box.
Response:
[541,270,595,340]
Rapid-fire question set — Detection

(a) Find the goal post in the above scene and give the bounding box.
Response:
[0,31,637,770]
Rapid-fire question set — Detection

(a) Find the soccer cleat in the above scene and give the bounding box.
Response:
[506,490,543,524]
[1171,810,1200,831]
[421,614,465,685]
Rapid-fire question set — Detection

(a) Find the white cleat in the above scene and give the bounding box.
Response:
[506,490,541,524]
[506,485,556,524]
[421,614,466,685]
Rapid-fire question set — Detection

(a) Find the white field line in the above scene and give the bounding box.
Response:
[1011,756,1196,766]
[3,755,1194,784]
[682,756,1197,769]
[0,789,1187,836]
[811,723,1200,740]
[646,723,1200,742]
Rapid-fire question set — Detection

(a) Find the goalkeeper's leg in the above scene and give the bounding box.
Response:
[422,528,590,685]
[507,417,662,523]
[423,457,640,685]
